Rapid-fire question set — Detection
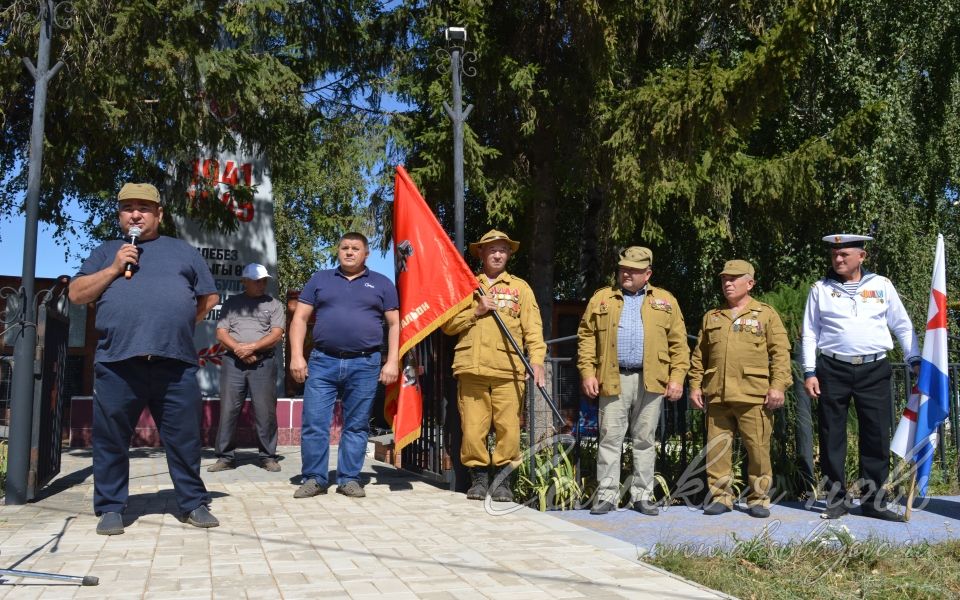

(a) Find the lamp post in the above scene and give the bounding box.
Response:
[440,26,475,254]
[7,0,72,505]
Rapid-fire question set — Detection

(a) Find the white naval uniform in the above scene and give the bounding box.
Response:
[801,270,920,371]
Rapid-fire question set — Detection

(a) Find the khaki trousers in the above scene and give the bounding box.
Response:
[457,373,524,467]
[705,401,773,508]
[596,372,663,504]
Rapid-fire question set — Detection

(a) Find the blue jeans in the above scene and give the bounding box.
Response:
[300,349,380,486]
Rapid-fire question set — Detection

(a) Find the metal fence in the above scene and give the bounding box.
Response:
[527,354,960,497]
[0,355,12,433]
[400,327,960,496]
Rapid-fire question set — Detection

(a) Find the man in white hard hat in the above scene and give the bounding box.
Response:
[209,263,286,473]
[802,234,920,521]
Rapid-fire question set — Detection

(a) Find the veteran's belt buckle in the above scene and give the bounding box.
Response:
[851,356,864,365]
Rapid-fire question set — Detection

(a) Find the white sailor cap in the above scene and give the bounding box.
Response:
[822,234,873,249]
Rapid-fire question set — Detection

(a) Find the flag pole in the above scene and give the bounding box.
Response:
[905,468,917,522]
[478,288,564,426]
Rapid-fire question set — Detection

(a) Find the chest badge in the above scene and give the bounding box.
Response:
[650,298,673,313]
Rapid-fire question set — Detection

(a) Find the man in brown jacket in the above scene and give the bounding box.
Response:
[577,246,689,515]
[688,260,792,518]
[442,230,547,503]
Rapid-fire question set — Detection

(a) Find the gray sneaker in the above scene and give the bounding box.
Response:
[336,480,366,498]
[293,478,328,498]
[260,458,281,472]
[207,459,235,472]
[96,512,124,535]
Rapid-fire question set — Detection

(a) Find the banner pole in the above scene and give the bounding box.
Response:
[905,468,917,522]
[477,288,564,426]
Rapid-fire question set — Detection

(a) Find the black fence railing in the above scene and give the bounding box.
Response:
[399,329,960,498]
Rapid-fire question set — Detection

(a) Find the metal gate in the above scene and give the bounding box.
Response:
[400,331,468,489]
[30,286,70,496]
[2,281,71,498]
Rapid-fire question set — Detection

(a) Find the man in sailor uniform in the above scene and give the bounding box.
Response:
[801,234,920,521]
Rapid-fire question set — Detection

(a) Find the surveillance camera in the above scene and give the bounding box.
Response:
[445,27,467,42]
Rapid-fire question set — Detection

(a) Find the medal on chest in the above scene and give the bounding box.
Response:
[650,298,673,313]
[490,286,521,317]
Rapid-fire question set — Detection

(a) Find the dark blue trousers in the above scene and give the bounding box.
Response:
[93,357,210,515]
[816,354,893,505]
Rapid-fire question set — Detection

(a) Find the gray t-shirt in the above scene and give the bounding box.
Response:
[217,293,285,344]
[76,235,217,365]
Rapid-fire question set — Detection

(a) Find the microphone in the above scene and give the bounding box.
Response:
[124,226,142,279]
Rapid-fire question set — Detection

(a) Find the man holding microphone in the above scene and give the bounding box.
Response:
[70,183,220,535]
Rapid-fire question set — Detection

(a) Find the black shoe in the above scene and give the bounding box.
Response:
[633,500,659,516]
[821,503,849,520]
[96,512,124,535]
[703,501,732,516]
[748,505,771,519]
[860,504,905,522]
[590,501,616,515]
[490,467,514,503]
[184,505,220,528]
[466,467,489,501]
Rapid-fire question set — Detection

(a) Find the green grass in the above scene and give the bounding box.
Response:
[648,529,960,599]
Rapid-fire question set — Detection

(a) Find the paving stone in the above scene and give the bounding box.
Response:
[0,447,722,599]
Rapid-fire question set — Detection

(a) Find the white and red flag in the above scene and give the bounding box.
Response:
[891,234,950,496]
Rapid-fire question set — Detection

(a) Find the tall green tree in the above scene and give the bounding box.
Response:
[0,0,398,289]
[390,0,960,333]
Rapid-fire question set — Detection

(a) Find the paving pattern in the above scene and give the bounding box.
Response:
[0,448,725,599]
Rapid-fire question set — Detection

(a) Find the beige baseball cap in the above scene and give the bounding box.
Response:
[117,183,161,204]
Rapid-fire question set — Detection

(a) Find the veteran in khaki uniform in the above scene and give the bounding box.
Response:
[688,260,792,518]
[442,230,547,503]
[577,247,689,516]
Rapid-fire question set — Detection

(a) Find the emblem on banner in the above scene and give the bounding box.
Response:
[396,240,414,273]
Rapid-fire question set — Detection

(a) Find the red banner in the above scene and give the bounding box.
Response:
[385,166,478,451]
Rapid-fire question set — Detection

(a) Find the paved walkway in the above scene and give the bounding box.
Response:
[0,447,724,599]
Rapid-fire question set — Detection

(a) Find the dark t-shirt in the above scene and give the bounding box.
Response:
[299,267,398,353]
[76,235,217,365]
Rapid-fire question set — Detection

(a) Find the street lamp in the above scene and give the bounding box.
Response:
[7,0,73,505]
[439,26,476,254]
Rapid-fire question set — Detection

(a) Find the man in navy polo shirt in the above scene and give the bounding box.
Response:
[288,232,400,498]
[69,182,220,535]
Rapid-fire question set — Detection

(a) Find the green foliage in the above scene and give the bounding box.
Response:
[0,0,398,269]
[515,440,583,511]
[757,282,810,341]
[388,0,960,338]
